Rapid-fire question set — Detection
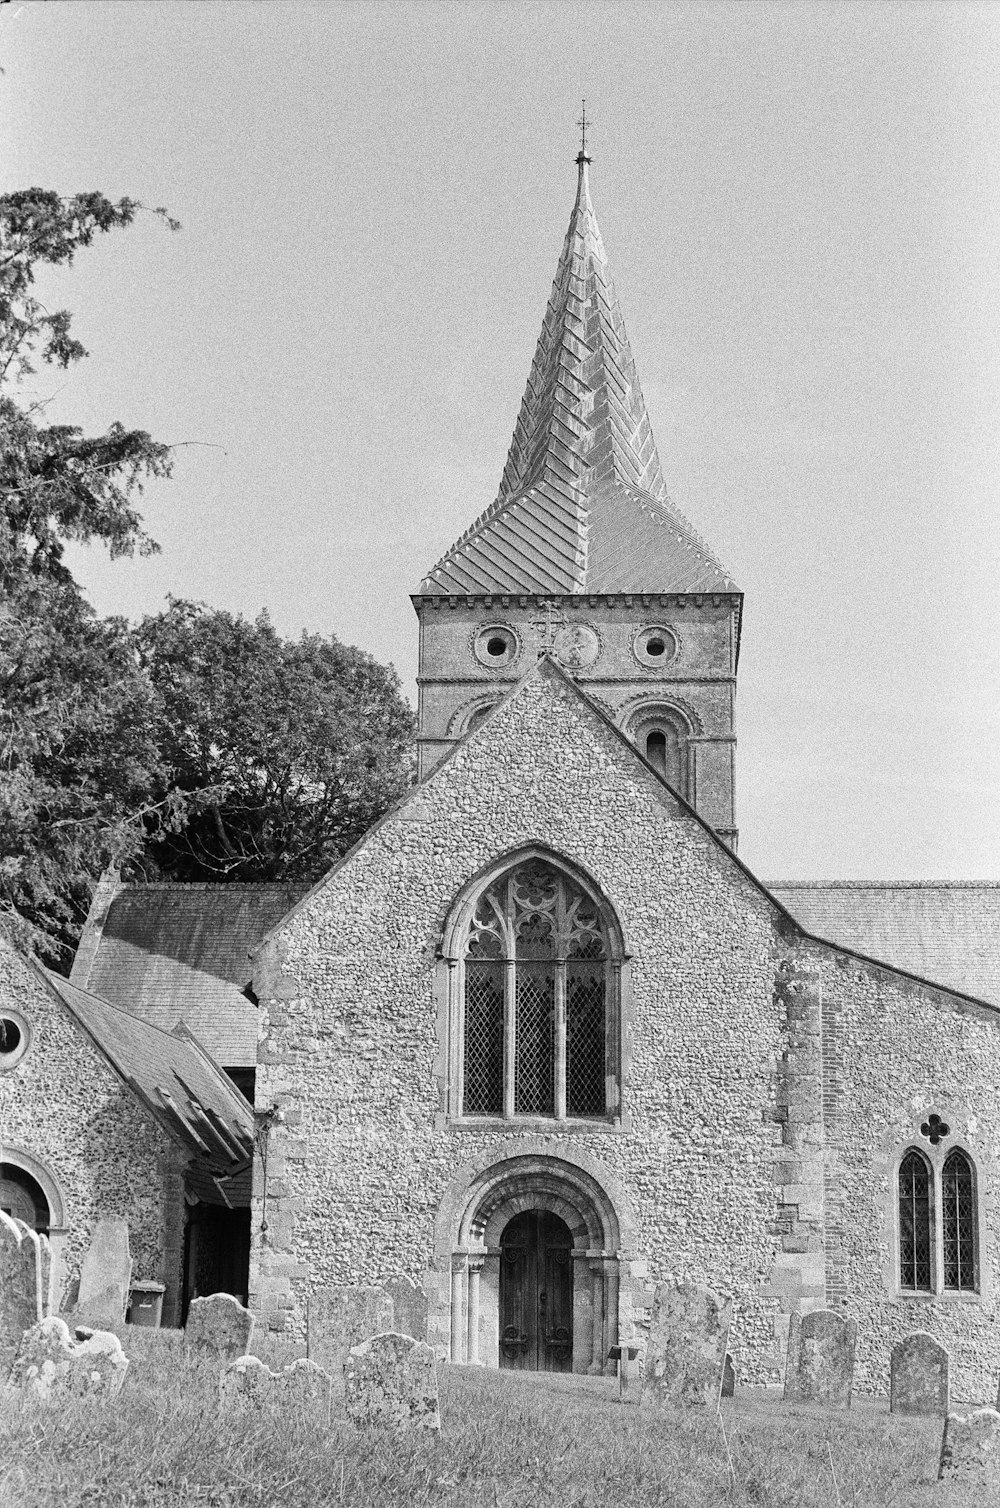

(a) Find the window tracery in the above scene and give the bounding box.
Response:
[456,858,618,1122]
[897,1141,978,1296]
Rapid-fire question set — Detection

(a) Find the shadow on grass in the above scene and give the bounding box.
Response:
[0,1331,980,1508]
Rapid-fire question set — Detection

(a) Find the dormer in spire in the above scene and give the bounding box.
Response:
[412,159,742,852]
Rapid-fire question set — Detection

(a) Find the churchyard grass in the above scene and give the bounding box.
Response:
[0,1330,985,1508]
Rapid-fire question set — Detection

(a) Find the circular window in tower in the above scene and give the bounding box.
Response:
[633,625,678,669]
[0,1010,30,1072]
[473,625,520,671]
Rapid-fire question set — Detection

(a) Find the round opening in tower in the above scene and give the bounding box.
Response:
[633,625,678,669]
[0,1013,29,1070]
[645,637,665,657]
[474,625,520,671]
[487,637,508,658]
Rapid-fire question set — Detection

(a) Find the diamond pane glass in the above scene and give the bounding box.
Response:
[942,1150,976,1292]
[463,961,504,1115]
[515,962,555,1115]
[566,961,605,1116]
[898,1150,931,1291]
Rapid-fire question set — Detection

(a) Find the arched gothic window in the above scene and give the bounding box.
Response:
[897,1143,978,1296]
[460,858,618,1121]
[898,1150,931,1292]
[942,1149,976,1292]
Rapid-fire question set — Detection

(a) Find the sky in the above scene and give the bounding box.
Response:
[3,1,1000,883]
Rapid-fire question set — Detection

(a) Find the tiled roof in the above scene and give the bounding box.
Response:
[41,968,254,1180]
[72,882,307,1068]
[417,158,739,600]
[769,883,1000,1007]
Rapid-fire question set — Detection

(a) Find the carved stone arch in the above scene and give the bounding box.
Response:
[447,695,503,739]
[439,843,628,962]
[617,694,703,740]
[0,1145,66,1230]
[429,1141,636,1373]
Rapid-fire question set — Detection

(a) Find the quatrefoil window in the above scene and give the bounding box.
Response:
[920,1114,950,1146]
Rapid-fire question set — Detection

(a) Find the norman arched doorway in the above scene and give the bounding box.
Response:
[437,1148,629,1374]
[499,1210,573,1372]
[0,1163,50,1233]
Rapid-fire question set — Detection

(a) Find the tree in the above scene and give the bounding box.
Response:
[0,190,178,959]
[136,600,415,883]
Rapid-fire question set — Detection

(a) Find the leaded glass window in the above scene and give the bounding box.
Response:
[898,1150,932,1292]
[942,1149,977,1293]
[461,858,612,1120]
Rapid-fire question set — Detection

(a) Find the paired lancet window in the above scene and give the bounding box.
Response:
[898,1147,977,1294]
[459,858,618,1121]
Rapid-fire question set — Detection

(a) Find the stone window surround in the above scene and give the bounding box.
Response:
[892,1134,983,1303]
[434,845,632,1133]
[0,1006,32,1072]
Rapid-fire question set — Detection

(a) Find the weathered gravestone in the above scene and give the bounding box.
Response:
[890,1331,949,1416]
[75,1217,132,1328]
[11,1218,52,1319]
[722,1353,736,1399]
[939,1409,1000,1485]
[219,1354,332,1413]
[308,1285,393,1390]
[783,1309,857,1408]
[8,1316,129,1401]
[385,1275,428,1342]
[186,1292,254,1358]
[642,1281,732,1408]
[344,1331,440,1432]
[0,1209,43,1375]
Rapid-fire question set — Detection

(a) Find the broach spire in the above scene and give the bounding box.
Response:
[418,152,739,597]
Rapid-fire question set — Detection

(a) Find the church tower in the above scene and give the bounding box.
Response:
[413,151,742,848]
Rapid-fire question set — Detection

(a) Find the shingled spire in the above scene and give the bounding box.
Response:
[417,154,739,597]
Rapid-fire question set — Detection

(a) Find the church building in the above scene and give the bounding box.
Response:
[3,151,1000,1399]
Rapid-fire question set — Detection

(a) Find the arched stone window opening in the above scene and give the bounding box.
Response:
[465,701,498,734]
[442,850,625,1126]
[460,857,617,1122]
[942,1149,977,1292]
[0,1163,50,1235]
[898,1149,931,1292]
[625,705,693,800]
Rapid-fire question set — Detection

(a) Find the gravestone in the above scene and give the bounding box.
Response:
[783,1309,857,1408]
[0,1210,43,1375]
[385,1275,428,1342]
[642,1281,732,1408]
[890,1332,949,1416]
[218,1354,332,1413]
[308,1285,393,1388]
[76,1217,132,1328]
[722,1353,735,1398]
[186,1292,254,1358]
[11,1218,52,1318]
[344,1331,440,1432]
[8,1316,129,1401]
[939,1409,1000,1485]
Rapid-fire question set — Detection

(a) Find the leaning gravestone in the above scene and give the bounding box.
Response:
[939,1409,1000,1484]
[891,1332,949,1416]
[0,1210,43,1375]
[186,1292,254,1358]
[219,1354,332,1413]
[8,1316,129,1401]
[308,1285,393,1389]
[75,1217,132,1328]
[783,1309,857,1408]
[344,1332,440,1432]
[642,1281,732,1408]
[385,1275,428,1342]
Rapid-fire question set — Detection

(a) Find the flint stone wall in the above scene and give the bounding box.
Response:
[0,938,181,1319]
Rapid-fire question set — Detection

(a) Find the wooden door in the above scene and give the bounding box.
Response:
[499,1210,573,1372]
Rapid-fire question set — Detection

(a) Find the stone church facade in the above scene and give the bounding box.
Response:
[3,153,1000,1397]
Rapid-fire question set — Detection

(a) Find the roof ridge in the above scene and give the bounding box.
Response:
[114,881,307,893]
[768,880,1000,890]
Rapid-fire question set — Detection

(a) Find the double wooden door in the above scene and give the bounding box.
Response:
[499,1210,573,1372]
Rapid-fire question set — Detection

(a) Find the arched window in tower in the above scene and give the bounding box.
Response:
[898,1149,932,1291]
[627,708,690,798]
[644,725,684,787]
[942,1149,977,1292]
[461,858,615,1120]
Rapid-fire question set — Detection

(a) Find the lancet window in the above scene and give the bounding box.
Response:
[897,1143,978,1296]
[460,858,617,1121]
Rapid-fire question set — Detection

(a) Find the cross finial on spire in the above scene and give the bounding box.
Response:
[576,99,592,164]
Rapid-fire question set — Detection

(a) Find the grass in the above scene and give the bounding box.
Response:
[0,1329,983,1508]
